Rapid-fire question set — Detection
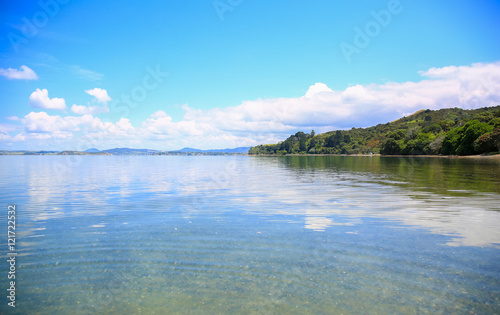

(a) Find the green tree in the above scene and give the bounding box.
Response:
[456,120,492,155]
[439,119,455,132]
[299,138,307,152]
[475,112,493,123]
[422,123,442,134]
[387,130,405,140]
[441,127,461,155]
[380,139,402,155]
[308,136,318,151]
[488,117,500,129]
[473,129,500,153]
[402,134,434,155]
[441,120,493,155]
[325,134,335,147]
[343,134,351,143]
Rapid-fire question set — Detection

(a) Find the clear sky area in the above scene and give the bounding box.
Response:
[1,0,499,150]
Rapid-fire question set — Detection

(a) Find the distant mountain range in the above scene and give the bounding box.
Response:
[94,148,160,154]
[78,147,252,154]
[1,146,251,155]
[176,147,251,153]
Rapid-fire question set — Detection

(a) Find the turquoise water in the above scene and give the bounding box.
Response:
[0,155,499,314]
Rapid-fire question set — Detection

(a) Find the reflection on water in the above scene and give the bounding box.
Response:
[0,155,499,314]
[261,156,500,247]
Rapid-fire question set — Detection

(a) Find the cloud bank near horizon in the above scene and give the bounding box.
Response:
[1,61,499,150]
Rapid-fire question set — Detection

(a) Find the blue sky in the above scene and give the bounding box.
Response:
[1,0,500,150]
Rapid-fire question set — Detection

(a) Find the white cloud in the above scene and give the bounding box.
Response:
[305,82,334,98]
[23,112,79,133]
[70,88,111,115]
[4,61,500,151]
[0,123,20,133]
[14,111,138,150]
[85,88,112,104]
[137,61,499,148]
[142,111,207,137]
[419,65,458,78]
[71,105,93,115]
[29,89,66,111]
[0,65,38,80]
[71,104,109,115]
[116,118,134,132]
[183,61,500,135]
[150,110,169,118]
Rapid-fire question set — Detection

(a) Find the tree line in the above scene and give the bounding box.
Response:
[249,106,500,155]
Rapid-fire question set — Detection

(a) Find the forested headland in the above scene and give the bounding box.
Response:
[249,106,500,156]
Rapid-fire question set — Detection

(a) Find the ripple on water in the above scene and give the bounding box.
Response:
[1,156,499,314]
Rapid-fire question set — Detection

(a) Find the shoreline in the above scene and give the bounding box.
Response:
[1,152,499,159]
[378,154,500,159]
[248,153,500,159]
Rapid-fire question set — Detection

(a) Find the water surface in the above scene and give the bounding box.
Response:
[0,155,499,314]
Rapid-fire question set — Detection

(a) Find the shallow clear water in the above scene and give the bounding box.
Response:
[0,155,499,314]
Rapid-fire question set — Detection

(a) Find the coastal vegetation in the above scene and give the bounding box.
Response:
[249,106,500,156]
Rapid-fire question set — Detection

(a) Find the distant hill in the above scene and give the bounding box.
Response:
[177,147,251,153]
[102,148,159,155]
[249,106,500,156]
[178,147,202,152]
[1,147,251,155]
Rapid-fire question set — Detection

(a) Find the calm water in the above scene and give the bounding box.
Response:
[0,155,499,314]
